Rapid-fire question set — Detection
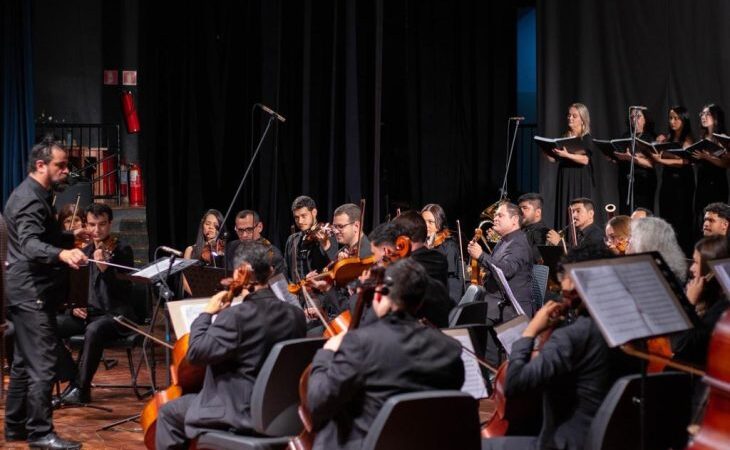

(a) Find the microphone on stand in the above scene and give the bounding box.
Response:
[159,246,184,258]
[257,104,287,123]
[509,116,526,121]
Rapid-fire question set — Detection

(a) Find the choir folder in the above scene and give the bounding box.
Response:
[534,136,585,158]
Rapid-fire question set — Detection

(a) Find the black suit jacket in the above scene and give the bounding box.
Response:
[82,240,135,319]
[504,316,617,450]
[183,288,306,436]
[308,311,465,450]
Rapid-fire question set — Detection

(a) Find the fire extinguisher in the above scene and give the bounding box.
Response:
[129,163,145,207]
[119,160,129,200]
[120,91,141,134]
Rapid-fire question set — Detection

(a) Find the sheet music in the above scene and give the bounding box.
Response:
[568,256,692,347]
[133,257,194,279]
[490,263,526,316]
[268,273,302,308]
[168,297,244,338]
[442,329,488,399]
[495,315,529,355]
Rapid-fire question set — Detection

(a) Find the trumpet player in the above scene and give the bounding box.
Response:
[546,198,604,249]
[467,202,533,365]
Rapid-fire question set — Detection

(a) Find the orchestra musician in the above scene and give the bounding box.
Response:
[54,203,135,406]
[626,216,688,283]
[467,202,533,365]
[630,207,652,220]
[652,106,695,254]
[701,202,730,237]
[225,209,286,275]
[517,193,551,263]
[57,203,85,232]
[306,258,465,450]
[482,244,634,450]
[421,203,464,303]
[330,203,371,260]
[546,103,594,228]
[546,198,604,249]
[284,196,337,283]
[155,241,306,449]
[183,209,226,267]
[604,215,630,255]
[3,137,89,449]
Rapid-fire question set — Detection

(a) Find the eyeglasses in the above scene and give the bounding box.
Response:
[332,222,354,231]
[236,225,258,234]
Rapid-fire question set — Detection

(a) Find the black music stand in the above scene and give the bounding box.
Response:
[184,265,226,297]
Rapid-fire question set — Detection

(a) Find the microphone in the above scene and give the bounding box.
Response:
[509,116,526,121]
[257,104,286,123]
[629,105,647,110]
[159,246,183,258]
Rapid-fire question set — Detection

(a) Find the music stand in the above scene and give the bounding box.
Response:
[66,265,89,308]
[183,265,225,297]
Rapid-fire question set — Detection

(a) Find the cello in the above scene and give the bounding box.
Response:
[139,266,255,449]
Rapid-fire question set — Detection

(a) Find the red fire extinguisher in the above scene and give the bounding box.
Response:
[129,163,145,207]
[121,91,141,134]
[119,160,129,200]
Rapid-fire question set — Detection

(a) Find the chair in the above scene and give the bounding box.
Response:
[458,284,487,306]
[361,390,481,450]
[585,372,692,450]
[449,301,488,327]
[531,264,549,310]
[196,337,326,450]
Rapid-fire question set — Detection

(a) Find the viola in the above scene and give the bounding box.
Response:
[140,266,254,449]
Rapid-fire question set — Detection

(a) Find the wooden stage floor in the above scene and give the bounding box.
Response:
[0,347,495,449]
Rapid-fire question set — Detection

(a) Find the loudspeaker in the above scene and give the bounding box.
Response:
[54,182,93,211]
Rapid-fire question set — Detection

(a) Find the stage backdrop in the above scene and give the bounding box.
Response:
[139,0,519,252]
[538,0,730,228]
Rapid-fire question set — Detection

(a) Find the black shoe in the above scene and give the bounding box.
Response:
[4,428,28,441]
[27,432,81,449]
[56,386,91,406]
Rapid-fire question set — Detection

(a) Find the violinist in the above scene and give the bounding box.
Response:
[306,259,464,450]
[701,202,730,237]
[483,244,632,450]
[421,203,464,302]
[517,193,550,263]
[55,203,135,406]
[225,209,286,274]
[630,207,652,220]
[331,203,371,260]
[604,215,630,255]
[183,209,226,267]
[284,196,338,283]
[155,241,306,450]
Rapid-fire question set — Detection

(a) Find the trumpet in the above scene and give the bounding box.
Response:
[605,204,616,220]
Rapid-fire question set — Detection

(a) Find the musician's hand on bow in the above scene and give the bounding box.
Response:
[523,301,563,338]
[546,229,562,246]
[59,248,88,270]
[467,240,483,260]
[72,308,87,320]
[324,331,346,352]
[92,247,109,271]
[204,290,232,315]
[73,227,91,242]
[308,277,332,293]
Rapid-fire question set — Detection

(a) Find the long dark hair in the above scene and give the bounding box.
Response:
[420,203,448,232]
[191,209,225,259]
[701,103,726,139]
[667,105,693,144]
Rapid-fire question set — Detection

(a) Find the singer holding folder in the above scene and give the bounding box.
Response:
[547,103,594,229]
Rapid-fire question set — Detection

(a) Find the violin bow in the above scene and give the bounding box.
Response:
[355,198,366,258]
[456,219,467,292]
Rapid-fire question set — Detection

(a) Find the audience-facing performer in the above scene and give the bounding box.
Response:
[604,215,631,255]
[55,203,135,406]
[693,104,729,228]
[307,258,465,450]
[517,193,550,263]
[673,235,729,367]
[331,203,371,260]
[617,108,657,213]
[701,202,730,237]
[652,106,695,254]
[3,137,88,449]
[546,198,603,249]
[483,244,631,450]
[627,217,688,282]
[155,241,306,449]
[284,195,337,282]
[547,103,594,228]
[183,208,226,267]
[630,207,653,220]
[421,203,464,303]
[225,209,286,274]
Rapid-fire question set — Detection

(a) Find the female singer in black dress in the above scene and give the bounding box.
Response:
[548,103,594,228]
[421,203,464,303]
[616,109,657,214]
[651,106,695,254]
[692,104,729,226]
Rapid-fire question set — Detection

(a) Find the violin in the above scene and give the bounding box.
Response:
[429,228,452,249]
[95,235,118,261]
[140,266,254,449]
[302,223,335,244]
[200,239,225,265]
[470,229,484,285]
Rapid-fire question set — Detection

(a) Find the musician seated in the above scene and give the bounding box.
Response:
[701,202,730,237]
[604,215,630,255]
[331,203,372,260]
[183,209,226,267]
[155,241,306,450]
[421,203,465,303]
[225,209,286,274]
[307,259,465,450]
[284,195,338,283]
[55,203,135,406]
[57,203,85,232]
[630,207,653,220]
[517,193,551,263]
[483,244,634,450]
[546,198,604,249]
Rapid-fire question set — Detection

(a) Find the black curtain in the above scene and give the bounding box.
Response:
[140,0,516,253]
[538,0,730,228]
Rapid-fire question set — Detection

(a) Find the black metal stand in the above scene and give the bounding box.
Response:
[498,118,523,201]
[626,107,641,212]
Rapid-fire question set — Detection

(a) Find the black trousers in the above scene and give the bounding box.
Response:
[56,312,127,390]
[4,300,59,440]
[155,393,195,450]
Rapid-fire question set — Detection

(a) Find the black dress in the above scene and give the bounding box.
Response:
[617,131,657,214]
[658,144,695,255]
[555,134,594,228]
[694,160,728,229]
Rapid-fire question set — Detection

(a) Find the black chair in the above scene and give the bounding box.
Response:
[530,264,549,310]
[196,337,325,450]
[585,372,692,450]
[361,390,481,450]
[449,301,488,327]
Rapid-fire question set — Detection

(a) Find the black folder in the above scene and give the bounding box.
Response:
[534,136,585,159]
[685,138,725,157]
[593,139,621,162]
[712,133,730,150]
